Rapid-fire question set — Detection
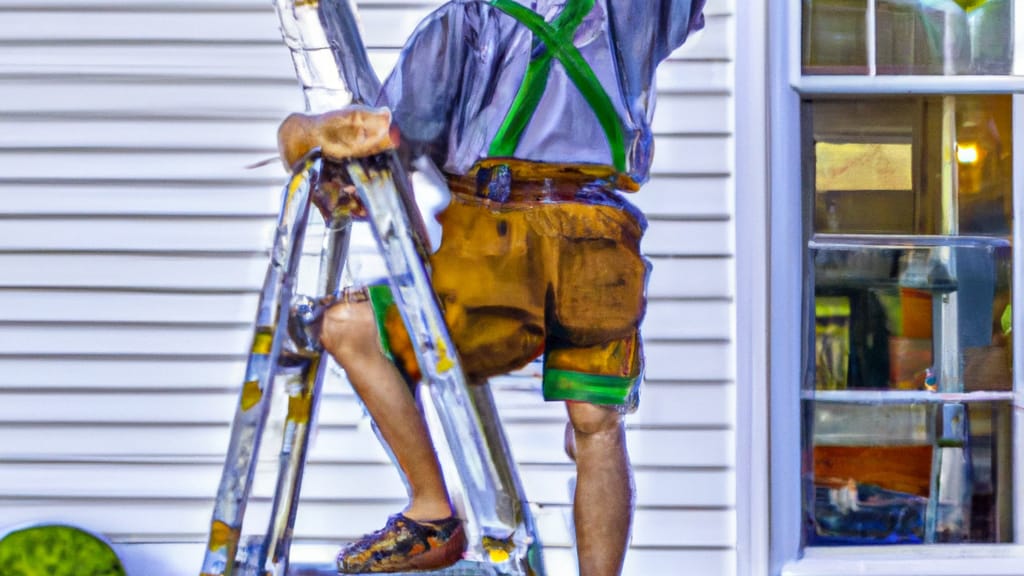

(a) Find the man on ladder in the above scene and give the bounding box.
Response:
[278,1,706,574]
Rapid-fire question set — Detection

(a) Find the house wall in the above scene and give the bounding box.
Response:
[0,1,737,574]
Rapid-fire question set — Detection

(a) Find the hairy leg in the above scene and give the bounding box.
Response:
[566,401,634,576]
[321,298,452,521]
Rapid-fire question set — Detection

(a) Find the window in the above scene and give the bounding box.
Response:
[806,94,1014,545]
[770,0,1024,573]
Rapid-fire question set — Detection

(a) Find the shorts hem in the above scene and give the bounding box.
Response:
[542,368,637,406]
[368,283,395,358]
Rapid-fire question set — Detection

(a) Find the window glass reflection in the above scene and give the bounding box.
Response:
[803,0,1015,75]
[812,96,1013,235]
[803,95,1015,545]
[803,0,869,74]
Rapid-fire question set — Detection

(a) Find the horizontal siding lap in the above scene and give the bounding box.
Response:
[0,290,261,323]
[0,0,735,13]
[0,174,729,216]
[0,289,723,332]
[0,326,731,384]
[643,220,733,256]
[0,12,294,44]
[0,216,726,259]
[651,135,731,175]
[0,118,286,149]
[656,61,732,94]
[0,0,736,572]
[0,218,276,253]
[0,0,734,14]
[0,10,731,57]
[0,177,724,218]
[0,315,721,359]
[0,358,249,388]
[0,96,728,148]
[0,253,270,289]
[0,324,256,356]
[0,80,304,115]
[0,49,728,101]
[653,94,734,134]
[112,543,736,576]
[0,423,733,467]
[1,151,283,181]
[0,44,302,80]
[643,301,733,340]
[0,391,362,425]
[645,341,733,381]
[1,50,728,98]
[0,420,737,469]
[0,253,730,296]
[635,383,736,427]
[0,138,722,180]
[648,257,733,299]
[0,183,282,217]
[0,176,729,219]
[0,499,734,549]
[0,46,403,83]
[0,382,734,429]
[630,176,732,219]
[0,461,735,508]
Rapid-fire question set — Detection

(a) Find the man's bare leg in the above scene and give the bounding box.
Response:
[566,401,634,576]
[320,298,452,521]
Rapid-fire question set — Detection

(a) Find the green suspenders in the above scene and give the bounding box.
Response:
[485,0,627,172]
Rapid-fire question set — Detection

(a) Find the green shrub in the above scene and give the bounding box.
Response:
[0,524,125,576]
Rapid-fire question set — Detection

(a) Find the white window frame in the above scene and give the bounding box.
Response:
[760,1,1024,575]
[734,0,770,575]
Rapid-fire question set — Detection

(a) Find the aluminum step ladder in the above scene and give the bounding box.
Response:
[198,2,544,574]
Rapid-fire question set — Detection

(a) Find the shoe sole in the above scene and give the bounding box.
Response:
[407,523,467,572]
[337,523,467,573]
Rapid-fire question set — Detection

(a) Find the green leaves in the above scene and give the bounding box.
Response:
[0,525,126,576]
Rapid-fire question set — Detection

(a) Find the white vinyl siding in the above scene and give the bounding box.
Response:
[0,1,736,574]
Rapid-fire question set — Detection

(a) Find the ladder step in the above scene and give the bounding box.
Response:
[289,560,507,576]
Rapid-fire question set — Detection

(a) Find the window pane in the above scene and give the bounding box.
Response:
[803,0,870,74]
[812,96,1013,235]
[802,96,1015,546]
[803,0,1016,76]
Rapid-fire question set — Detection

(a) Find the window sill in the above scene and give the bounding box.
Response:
[782,545,1024,576]
[792,75,1024,95]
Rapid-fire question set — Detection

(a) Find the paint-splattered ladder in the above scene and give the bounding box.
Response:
[197,2,544,575]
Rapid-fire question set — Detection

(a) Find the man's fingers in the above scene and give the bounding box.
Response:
[277,113,318,171]
[317,107,395,160]
[277,107,395,173]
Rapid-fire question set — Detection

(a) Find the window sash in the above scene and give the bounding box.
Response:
[770,1,1024,573]
[788,0,1024,95]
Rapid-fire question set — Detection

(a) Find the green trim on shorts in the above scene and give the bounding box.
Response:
[542,368,638,405]
[367,284,395,358]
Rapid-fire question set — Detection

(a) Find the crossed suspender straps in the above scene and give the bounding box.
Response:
[484,0,627,172]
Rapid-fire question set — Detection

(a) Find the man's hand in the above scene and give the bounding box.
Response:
[277,106,396,170]
[277,106,398,220]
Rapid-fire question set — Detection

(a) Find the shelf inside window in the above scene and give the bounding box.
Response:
[804,389,1017,404]
[794,75,1024,95]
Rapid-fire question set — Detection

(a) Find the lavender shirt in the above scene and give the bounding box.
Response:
[377,0,706,185]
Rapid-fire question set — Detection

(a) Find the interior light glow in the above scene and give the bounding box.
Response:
[956,144,979,165]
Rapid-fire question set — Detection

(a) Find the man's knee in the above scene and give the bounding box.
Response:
[567,401,622,437]
[320,300,382,366]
